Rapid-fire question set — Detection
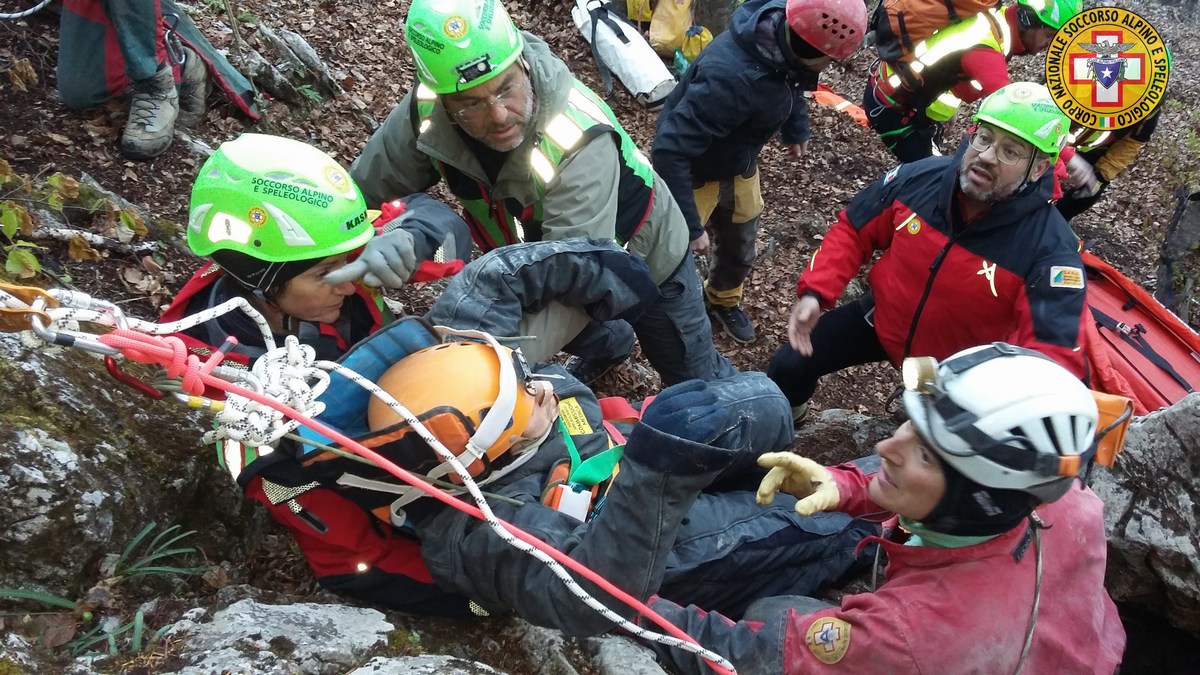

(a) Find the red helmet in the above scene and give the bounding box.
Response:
[785,0,868,61]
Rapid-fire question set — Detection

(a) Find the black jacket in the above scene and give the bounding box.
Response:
[652,0,818,236]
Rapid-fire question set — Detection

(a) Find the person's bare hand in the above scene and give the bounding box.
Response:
[786,141,809,160]
[787,295,821,355]
[689,231,710,255]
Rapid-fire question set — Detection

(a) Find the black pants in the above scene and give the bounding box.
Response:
[1056,180,1110,221]
[766,293,890,406]
[863,82,939,164]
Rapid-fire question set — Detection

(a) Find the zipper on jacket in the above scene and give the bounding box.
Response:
[901,232,960,360]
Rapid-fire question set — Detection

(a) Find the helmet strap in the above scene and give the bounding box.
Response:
[1015,4,1040,32]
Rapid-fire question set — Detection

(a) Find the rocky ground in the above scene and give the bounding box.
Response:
[1,0,1198,672]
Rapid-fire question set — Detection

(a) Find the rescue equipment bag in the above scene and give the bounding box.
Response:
[871,0,999,63]
[572,0,677,108]
[1082,250,1200,415]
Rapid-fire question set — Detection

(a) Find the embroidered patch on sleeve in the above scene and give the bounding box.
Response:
[805,616,851,664]
[1050,266,1085,289]
[557,397,593,436]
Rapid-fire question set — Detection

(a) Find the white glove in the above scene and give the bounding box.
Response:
[755,452,840,516]
[324,228,417,288]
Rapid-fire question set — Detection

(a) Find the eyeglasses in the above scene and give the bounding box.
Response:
[968,127,1032,166]
[448,77,527,124]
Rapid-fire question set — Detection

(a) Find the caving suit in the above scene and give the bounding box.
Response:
[644,462,1126,673]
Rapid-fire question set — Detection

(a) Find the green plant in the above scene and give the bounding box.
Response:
[0,523,206,656]
[106,522,207,579]
[68,608,176,657]
[297,83,324,104]
[0,161,157,280]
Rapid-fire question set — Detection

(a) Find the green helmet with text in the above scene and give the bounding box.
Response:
[188,134,373,293]
[405,0,525,94]
[974,82,1070,160]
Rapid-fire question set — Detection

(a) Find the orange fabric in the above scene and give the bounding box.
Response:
[1082,251,1200,415]
[814,84,869,128]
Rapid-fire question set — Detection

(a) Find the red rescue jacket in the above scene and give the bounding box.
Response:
[798,145,1089,379]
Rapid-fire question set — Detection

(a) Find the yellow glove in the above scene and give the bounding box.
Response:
[755,452,840,516]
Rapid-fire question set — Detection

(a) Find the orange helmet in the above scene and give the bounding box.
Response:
[367,339,543,486]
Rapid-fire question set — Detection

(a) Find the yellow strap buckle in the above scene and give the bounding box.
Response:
[0,283,56,332]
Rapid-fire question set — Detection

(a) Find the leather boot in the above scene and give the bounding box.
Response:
[121,65,178,160]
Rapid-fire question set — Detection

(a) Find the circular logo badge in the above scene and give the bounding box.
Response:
[1045,7,1170,130]
[804,617,851,665]
[247,207,268,227]
[324,166,349,192]
[443,15,468,40]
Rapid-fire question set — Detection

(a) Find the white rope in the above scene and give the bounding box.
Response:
[201,335,328,447]
[0,0,54,21]
[1,285,736,671]
[316,360,736,672]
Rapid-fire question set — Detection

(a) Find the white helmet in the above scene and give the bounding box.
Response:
[902,343,1098,503]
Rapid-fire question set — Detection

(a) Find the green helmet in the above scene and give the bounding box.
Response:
[404,0,525,94]
[1015,0,1081,31]
[188,134,373,293]
[974,82,1069,160]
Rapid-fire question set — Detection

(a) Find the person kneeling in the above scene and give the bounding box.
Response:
[644,342,1127,673]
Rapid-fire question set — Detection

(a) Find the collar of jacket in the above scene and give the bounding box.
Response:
[412,32,575,187]
[856,512,1034,569]
[728,0,791,72]
[932,136,1057,233]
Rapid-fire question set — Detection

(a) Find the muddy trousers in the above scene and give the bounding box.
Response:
[766,293,890,406]
[568,255,736,385]
[694,170,764,306]
[418,372,795,636]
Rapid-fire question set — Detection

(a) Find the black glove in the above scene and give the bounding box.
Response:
[640,380,728,445]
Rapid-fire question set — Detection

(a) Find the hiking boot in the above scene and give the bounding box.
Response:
[121,66,179,161]
[708,304,756,343]
[791,403,810,426]
[176,46,210,129]
[564,355,627,386]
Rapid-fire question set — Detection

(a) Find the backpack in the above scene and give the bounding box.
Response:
[1082,251,1200,415]
[871,0,1000,63]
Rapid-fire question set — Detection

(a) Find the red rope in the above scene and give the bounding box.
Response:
[96,329,733,674]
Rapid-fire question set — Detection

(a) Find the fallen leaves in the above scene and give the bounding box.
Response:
[6,57,38,91]
[68,234,103,261]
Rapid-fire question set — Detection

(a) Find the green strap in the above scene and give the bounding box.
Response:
[558,418,624,487]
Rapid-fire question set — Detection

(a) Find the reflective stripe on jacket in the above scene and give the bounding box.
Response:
[874,7,1012,121]
[413,82,654,251]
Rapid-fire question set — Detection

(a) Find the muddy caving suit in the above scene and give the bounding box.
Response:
[262,313,877,632]
[652,0,816,314]
[350,33,733,386]
[643,462,1127,673]
[1057,107,1162,221]
[865,6,1025,163]
[767,140,1090,408]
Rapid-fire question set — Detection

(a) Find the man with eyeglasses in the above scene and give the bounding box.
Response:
[767,83,1090,423]
[337,0,734,388]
